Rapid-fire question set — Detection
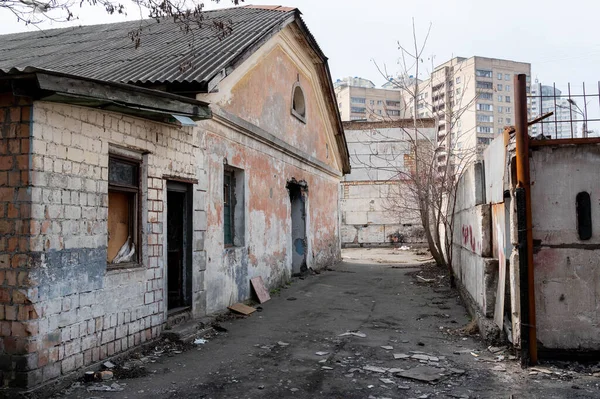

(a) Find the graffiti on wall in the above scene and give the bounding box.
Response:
[462,224,481,253]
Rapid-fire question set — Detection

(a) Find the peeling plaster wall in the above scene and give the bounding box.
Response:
[530,145,600,351]
[197,26,343,315]
[198,25,343,174]
[201,118,341,314]
[0,100,207,388]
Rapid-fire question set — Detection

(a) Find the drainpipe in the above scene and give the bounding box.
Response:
[514,74,537,365]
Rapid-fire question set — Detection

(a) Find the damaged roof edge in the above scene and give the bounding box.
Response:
[293,15,350,174]
[2,67,212,121]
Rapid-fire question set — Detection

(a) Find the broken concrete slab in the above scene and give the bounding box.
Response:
[363,365,389,373]
[394,353,411,359]
[339,331,367,338]
[394,366,448,384]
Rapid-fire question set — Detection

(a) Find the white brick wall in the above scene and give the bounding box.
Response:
[28,102,207,384]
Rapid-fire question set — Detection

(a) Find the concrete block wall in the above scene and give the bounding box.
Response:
[0,92,36,388]
[451,163,497,317]
[340,182,424,246]
[0,100,207,388]
[530,145,600,351]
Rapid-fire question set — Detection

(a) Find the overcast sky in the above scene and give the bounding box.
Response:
[1,0,599,93]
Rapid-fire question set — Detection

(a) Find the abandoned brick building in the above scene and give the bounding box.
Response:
[0,6,350,388]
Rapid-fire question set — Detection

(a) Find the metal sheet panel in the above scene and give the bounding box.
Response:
[0,6,295,86]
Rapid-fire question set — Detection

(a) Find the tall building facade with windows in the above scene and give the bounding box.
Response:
[334,76,404,121]
[529,82,578,139]
[402,56,531,160]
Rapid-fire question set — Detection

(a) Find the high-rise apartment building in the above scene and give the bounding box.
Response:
[402,56,531,159]
[334,76,404,121]
[529,82,578,139]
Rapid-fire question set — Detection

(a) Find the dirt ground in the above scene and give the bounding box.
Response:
[54,248,600,399]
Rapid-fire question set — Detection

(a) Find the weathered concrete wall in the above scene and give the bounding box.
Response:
[530,145,600,351]
[340,122,435,246]
[451,163,496,317]
[340,182,424,246]
[0,100,207,388]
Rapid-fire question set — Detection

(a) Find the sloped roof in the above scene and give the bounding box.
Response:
[0,5,297,86]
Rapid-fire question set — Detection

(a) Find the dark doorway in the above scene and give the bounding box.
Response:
[288,181,307,275]
[167,182,192,312]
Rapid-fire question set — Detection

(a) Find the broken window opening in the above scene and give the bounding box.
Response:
[291,83,306,123]
[108,155,141,266]
[223,166,245,247]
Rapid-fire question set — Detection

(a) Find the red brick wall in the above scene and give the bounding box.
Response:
[0,92,37,387]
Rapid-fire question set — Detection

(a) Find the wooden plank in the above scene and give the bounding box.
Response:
[36,73,211,119]
[250,277,271,304]
[228,303,256,315]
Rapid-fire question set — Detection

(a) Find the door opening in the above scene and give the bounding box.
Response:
[167,182,192,313]
[288,180,307,276]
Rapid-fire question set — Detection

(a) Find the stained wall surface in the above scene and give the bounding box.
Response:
[197,25,344,314]
[530,145,600,351]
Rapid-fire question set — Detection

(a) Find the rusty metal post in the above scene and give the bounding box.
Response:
[514,74,537,365]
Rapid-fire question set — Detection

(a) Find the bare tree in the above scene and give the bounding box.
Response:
[357,20,479,287]
[2,0,242,44]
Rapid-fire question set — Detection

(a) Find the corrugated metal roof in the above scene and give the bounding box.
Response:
[0,6,296,86]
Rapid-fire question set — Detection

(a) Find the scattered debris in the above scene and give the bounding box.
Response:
[321,366,333,370]
[381,345,394,350]
[530,367,553,375]
[488,346,506,354]
[449,368,466,375]
[399,246,410,250]
[228,303,256,315]
[277,341,290,347]
[315,351,329,356]
[394,353,411,359]
[83,371,95,382]
[102,361,116,369]
[194,338,207,345]
[287,297,297,301]
[363,365,389,373]
[492,365,506,372]
[379,378,395,384]
[417,276,435,283]
[339,331,367,338]
[87,383,124,392]
[395,366,448,384]
[250,276,271,304]
[98,370,113,380]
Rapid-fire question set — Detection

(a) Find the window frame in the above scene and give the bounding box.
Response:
[107,154,142,269]
[291,83,307,123]
[223,169,235,247]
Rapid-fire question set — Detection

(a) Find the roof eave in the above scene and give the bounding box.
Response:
[2,67,212,122]
[291,15,351,174]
